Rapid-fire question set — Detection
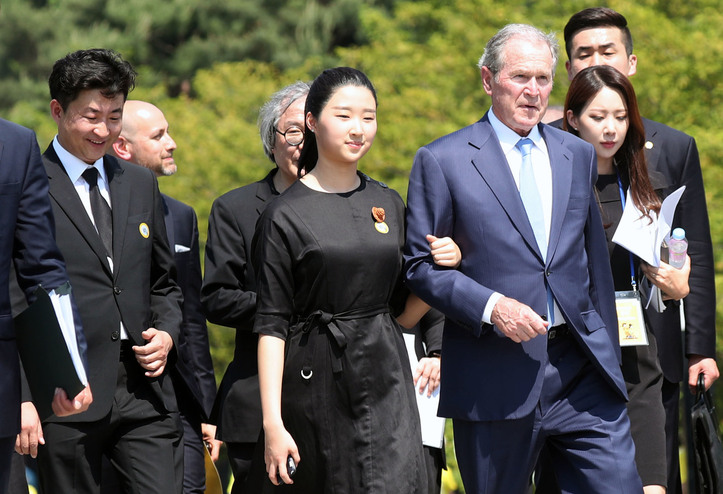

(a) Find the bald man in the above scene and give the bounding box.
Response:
[113,101,219,494]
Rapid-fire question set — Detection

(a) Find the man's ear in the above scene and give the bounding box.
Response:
[480,67,494,96]
[49,99,64,124]
[112,136,132,160]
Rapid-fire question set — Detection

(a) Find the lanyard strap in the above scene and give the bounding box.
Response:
[616,172,637,291]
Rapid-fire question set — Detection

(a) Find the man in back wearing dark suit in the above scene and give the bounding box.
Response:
[15,49,184,494]
[404,24,643,493]
[0,117,93,493]
[201,81,309,493]
[558,9,718,492]
[112,100,220,493]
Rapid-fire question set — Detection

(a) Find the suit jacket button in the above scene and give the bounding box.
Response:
[111,330,120,341]
[113,286,122,295]
[545,270,552,276]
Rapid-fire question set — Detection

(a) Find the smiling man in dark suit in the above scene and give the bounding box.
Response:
[405,24,643,493]
[16,49,184,494]
[113,100,219,494]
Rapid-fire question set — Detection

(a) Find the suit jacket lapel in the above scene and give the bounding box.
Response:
[44,145,113,274]
[105,156,128,277]
[469,117,544,262]
[642,118,662,171]
[542,125,572,264]
[255,170,278,216]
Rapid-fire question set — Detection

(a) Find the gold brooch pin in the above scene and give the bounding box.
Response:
[372,207,389,234]
[139,222,150,238]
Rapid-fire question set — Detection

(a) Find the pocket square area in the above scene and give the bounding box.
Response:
[175,244,191,253]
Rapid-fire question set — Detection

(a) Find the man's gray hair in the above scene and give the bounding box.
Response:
[477,24,559,80]
[258,80,311,163]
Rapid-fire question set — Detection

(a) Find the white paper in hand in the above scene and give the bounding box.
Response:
[611,185,686,312]
[402,333,445,449]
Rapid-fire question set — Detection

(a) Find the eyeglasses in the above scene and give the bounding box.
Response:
[275,125,304,146]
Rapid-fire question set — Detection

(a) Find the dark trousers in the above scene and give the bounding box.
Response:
[7,453,28,494]
[226,442,256,494]
[39,359,182,494]
[0,437,13,494]
[662,378,683,494]
[177,386,205,494]
[454,333,643,494]
[422,445,443,494]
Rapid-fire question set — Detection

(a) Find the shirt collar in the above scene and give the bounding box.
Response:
[53,136,107,185]
[487,107,544,154]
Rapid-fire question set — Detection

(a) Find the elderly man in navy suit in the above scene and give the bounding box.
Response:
[0,117,92,492]
[404,24,643,493]
[113,100,219,494]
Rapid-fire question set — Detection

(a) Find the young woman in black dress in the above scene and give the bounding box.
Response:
[253,67,442,492]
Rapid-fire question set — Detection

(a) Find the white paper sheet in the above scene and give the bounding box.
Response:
[611,185,686,312]
[403,333,445,449]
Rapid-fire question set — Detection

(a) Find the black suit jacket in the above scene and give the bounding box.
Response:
[201,170,278,442]
[41,146,183,422]
[550,117,716,382]
[641,118,716,383]
[162,194,216,420]
[0,121,82,439]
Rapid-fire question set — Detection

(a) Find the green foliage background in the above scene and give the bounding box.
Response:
[2,0,722,490]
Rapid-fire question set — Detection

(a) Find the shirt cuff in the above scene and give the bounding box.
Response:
[482,292,503,326]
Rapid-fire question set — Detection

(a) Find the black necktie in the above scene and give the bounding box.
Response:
[82,167,113,259]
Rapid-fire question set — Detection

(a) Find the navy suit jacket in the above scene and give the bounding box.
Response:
[162,194,216,420]
[404,114,623,421]
[201,170,277,443]
[0,120,84,438]
[41,146,183,422]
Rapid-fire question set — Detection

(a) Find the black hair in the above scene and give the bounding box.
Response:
[49,49,136,110]
[297,67,377,176]
[564,8,633,60]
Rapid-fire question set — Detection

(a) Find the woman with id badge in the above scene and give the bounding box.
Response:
[564,65,691,494]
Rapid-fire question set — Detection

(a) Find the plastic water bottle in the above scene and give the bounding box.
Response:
[668,228,688,269]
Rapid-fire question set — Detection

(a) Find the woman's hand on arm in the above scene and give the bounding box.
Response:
[258,334,300,485]
[426,234,461,268]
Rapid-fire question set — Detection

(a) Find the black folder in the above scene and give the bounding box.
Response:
[14,286,84,420]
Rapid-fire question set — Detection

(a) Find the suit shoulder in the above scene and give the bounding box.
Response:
[214,176,273,209]
[113,157,156,180]
[162,194,196,216]
[360,172,404,205]
[0,118,35,141]
[424,121,480,153]
[643,118,694,143]
[542,124,594,154]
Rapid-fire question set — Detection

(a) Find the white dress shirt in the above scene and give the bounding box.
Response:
[52,137,128,339]
[481,109,564,327]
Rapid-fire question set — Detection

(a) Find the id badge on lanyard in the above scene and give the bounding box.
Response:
[614,171,648,347]
[615,290,649,346]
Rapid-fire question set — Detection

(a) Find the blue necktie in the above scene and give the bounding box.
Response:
[516,138,554,324]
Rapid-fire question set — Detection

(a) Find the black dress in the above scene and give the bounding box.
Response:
[252,173,427,493]
[597,172,667,488]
